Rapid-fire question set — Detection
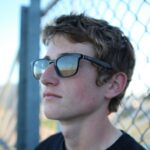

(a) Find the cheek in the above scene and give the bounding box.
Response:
[64,78,101,112]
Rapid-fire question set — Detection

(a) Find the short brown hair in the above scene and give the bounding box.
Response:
[42,13,135,113]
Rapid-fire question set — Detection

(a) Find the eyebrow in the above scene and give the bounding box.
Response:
[43,53,66,60]
[43,55,51,60]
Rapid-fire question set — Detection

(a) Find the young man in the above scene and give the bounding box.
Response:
[33,14,145,150]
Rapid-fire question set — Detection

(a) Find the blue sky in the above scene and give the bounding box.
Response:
[0,0,30,85]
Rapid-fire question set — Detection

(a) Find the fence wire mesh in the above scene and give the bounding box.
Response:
[0,62,18,150]
[0,0,149,149]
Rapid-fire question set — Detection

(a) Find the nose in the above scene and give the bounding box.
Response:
[40,64,59,86]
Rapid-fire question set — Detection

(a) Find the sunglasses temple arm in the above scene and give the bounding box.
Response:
[83,55,112,69]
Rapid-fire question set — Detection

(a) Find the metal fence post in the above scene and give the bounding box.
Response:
[17,6,28,150]
[17,0,40,149]
[26,0,40,149]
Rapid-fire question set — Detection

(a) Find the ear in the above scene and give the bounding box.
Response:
[105,72,127,99]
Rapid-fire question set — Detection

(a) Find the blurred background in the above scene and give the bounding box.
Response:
[0,0,150,149]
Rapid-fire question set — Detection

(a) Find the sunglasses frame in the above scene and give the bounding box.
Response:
[32,53,112,79]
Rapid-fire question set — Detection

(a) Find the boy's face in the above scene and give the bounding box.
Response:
[40,35,109,121]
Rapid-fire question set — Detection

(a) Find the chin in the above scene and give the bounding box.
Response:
[42,101,59,119]
[44,108,58,120]
[43,107,65,121]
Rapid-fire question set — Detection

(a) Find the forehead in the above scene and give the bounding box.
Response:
[45,35,95,58]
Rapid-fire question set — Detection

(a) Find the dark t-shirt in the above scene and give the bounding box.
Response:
[34,131,146,150]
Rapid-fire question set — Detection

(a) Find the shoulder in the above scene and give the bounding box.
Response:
[108,131,146,150]
[34,132,64,150]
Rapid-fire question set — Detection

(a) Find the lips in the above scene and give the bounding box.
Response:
[43,92,62,99]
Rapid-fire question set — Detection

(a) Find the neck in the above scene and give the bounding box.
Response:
[59,112,122,150]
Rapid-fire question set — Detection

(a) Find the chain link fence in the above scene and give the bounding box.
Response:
[0,58,18,150]
[0,0,149,149]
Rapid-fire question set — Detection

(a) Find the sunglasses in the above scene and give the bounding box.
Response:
[32,53,112,79]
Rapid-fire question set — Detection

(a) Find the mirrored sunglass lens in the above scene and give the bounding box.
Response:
[57,55,79,77]
[33,59,49,79]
